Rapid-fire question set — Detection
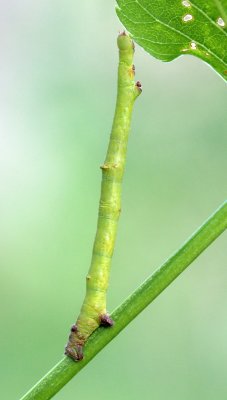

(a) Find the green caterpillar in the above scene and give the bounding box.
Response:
[65,32,141,361]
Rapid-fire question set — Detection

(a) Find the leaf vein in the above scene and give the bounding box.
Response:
[189,1,227,37]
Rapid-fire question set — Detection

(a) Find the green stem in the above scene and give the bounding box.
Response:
[65,32,141,361]
[20,201,227,400]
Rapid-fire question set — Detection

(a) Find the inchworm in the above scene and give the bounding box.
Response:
[65,32,142,361]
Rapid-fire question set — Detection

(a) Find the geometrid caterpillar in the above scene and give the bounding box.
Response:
[65,32,142,361]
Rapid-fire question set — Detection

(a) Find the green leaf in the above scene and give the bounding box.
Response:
[116,0,227,80]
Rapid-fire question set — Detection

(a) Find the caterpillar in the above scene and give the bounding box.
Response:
[65,32,142,361]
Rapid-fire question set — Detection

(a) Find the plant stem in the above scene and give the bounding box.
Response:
[65,32,141,361]
[20,201,227,400]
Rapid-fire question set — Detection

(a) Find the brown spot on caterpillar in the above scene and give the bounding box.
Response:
[100,314,114,327]
[70,324,77,333]
[119,30,126,36]
[76,344,84,361]
[64,346,76,360]
[135,81,142,96]
[129,64,136,78]
[65,344,84,361]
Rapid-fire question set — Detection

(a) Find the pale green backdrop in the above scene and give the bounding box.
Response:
[0,2,227,399]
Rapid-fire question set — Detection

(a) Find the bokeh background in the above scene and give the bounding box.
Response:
[1,2,227,399]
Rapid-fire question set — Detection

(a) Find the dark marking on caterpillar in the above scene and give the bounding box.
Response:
[100,314,114,327]
[71,324,78,333]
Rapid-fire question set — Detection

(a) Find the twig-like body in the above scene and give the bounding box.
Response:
[65,32,141,361]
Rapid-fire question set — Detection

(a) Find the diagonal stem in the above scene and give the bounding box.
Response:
[20,200,227,400]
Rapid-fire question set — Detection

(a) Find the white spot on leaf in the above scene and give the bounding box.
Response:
[183,14,193,22]
[182,1,191,7]
[217,17,225,27]
[190,42,197,49]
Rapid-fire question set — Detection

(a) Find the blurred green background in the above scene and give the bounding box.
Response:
[1,2,227,399]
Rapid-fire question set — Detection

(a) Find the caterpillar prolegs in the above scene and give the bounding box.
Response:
[65,32,141,361]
